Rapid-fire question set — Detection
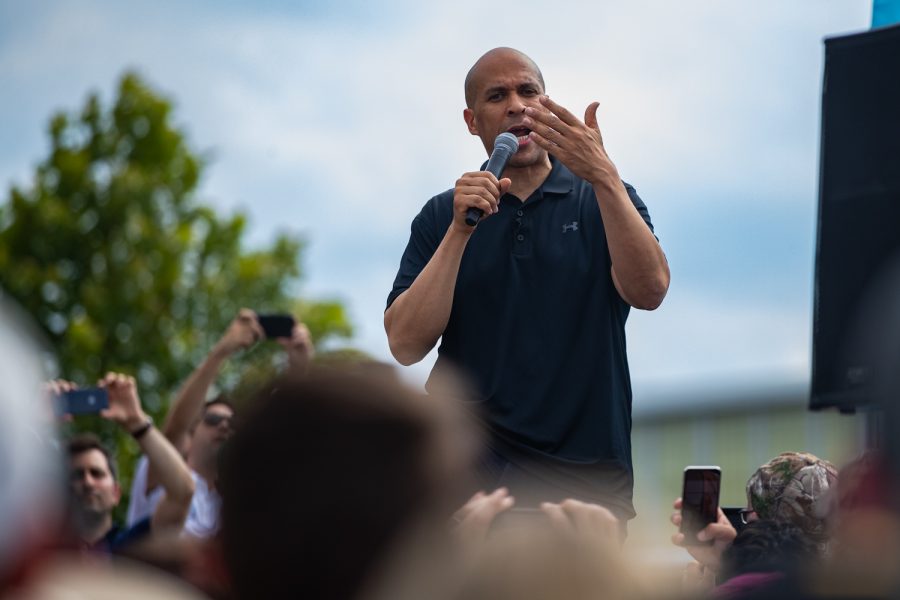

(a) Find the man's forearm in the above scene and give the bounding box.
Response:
[162,350,227,441]
[594,179,670,310]
[140,427,195,504]
[385,225,471,365]
[135,422,195,532]
[147,349,227,491]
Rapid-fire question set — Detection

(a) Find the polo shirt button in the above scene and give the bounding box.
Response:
[516,209,524,217]
[516,234,525,242]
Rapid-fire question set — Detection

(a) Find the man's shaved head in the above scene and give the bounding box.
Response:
[464,47,545,108]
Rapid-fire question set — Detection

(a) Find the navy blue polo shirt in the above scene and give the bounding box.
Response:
[387,157,654,472]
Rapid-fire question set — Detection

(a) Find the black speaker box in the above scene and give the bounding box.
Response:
[812,24,900,411]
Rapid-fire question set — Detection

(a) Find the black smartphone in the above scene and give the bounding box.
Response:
[680,466,721,545]
[55,388,109,416]
[490,507,548,533]
[257,314,295,339]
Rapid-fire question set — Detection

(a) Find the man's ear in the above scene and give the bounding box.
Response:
[113,483,122,505]
[463,108,478,135]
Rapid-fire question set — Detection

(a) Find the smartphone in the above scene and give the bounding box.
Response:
[257,314,295,339]
[680,466,721,545]
[490,507,548,533]
[55,388,109,416]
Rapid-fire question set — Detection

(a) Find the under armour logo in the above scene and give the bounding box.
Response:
[562,221,579,233]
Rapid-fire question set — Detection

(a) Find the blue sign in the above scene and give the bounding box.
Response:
[873,0,900,27]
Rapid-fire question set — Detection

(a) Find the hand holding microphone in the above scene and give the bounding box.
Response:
[463,132,519,227]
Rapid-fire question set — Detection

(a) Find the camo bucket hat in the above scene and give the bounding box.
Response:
[745,451,838,539]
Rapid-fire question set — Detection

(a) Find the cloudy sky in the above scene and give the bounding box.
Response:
[0,1,874,406]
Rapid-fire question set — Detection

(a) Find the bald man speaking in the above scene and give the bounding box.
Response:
[385,47,669,523]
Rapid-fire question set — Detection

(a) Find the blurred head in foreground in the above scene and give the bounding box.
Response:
[815,451,900,597]
[218,362,479,600]
[0,299,62,591]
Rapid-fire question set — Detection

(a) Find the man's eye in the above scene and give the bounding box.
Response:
[522,88,538,96]
[488,92,503,101]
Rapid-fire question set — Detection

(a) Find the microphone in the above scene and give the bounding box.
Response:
[464,132,519,227]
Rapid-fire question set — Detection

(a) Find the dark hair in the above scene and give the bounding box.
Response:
[67,433,118,482]
[219,365,467,600]
[205,395,236,416]
[188,395,238,433]
[720,520,820,581]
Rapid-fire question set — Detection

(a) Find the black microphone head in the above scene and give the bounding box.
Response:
[494,132,519,155]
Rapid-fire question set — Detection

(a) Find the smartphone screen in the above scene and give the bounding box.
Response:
[257,314,295,339]
[55,388,109,416]
[680,466,721,545]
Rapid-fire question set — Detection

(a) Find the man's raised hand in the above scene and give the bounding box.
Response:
[540,499,620,546]
[213,308,265,358]
[523,96,618,186]
[452,488,515,548]
[99,372,149,432]
[670,497,737,573]
[279,322,315,373]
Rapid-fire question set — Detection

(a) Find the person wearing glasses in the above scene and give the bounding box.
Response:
[126,309,314,537]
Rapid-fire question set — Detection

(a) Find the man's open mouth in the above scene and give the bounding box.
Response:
[507,126,532,144]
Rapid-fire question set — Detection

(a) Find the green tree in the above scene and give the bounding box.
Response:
[0,72,355,499]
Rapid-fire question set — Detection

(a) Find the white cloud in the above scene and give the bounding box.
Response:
[628,287,810,385]
[0,0,872,391]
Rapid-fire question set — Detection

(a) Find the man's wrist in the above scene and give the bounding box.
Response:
[448,221,475,239]
[591,177,631,210]
[209,343,234,361]
[589,167,623,192]
[129,415,154,439]
[123,412,151,433]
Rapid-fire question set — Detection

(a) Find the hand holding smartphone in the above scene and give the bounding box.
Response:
[679,466,721,545]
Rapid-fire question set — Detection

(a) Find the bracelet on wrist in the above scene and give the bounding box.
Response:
[130,418,154,440]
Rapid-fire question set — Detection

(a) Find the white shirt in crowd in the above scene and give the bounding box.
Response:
[126,455,221,538]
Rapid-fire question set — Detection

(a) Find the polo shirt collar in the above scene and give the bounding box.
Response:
[478,155,574,197]
[542,156,574,196]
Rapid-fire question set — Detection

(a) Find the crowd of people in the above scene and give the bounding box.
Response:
[0,304,897,599]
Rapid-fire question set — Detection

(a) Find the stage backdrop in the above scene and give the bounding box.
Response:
[811,24,900,411]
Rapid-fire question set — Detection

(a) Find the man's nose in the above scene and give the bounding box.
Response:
[507,93,527,115]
